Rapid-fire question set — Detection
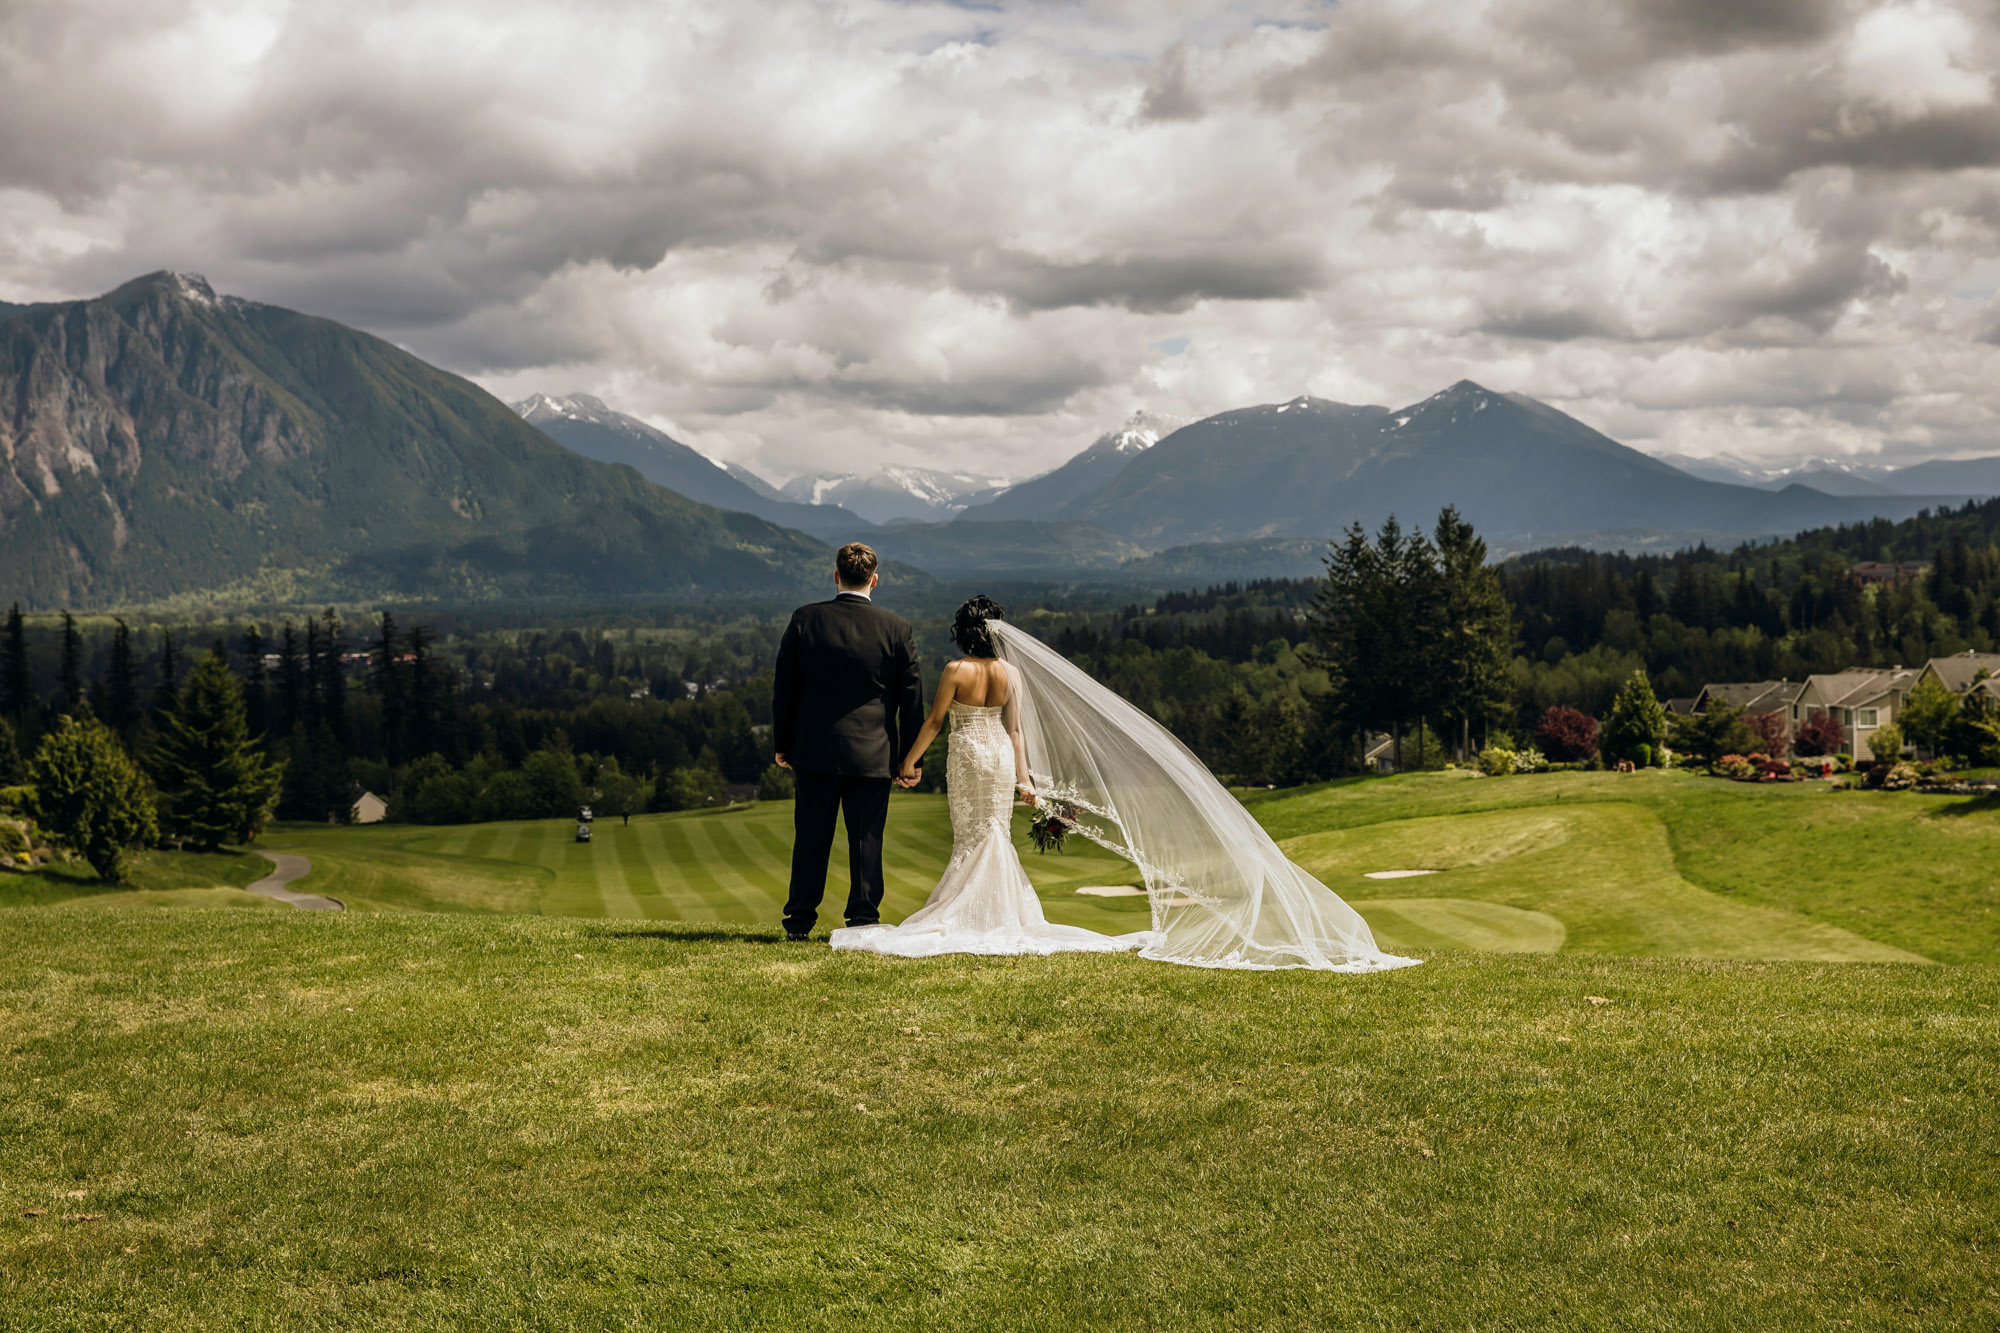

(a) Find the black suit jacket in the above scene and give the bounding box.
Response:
[772,594,925,778]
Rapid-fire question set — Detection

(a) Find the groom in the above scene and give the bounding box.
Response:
[772,542,926,940]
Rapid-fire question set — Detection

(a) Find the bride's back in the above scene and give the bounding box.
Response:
[949,656,1011,707]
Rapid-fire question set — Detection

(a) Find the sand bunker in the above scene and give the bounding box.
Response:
[1363,869,1440,879]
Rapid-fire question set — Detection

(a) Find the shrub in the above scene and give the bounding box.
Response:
[1534,706,1599,763]
[1476,746,1516,777]
[1745,710,1790,761]
[1793,709,1845,758]
[1835,753,1853,769]
[1633,743,1651,768]
[757,764,796,801]
[1513,747,1548,774]
[1603,672,1668,766]
[1865,721,1905,764]
[27,714,159,881]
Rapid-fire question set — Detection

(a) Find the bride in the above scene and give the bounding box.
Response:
[831,596,1418,974]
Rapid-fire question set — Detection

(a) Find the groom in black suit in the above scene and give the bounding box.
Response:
[772,542,926,939]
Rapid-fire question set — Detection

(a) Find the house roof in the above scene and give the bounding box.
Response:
[1921,651,2000,693]
[1695,680,1798,714]
[1665,697,1697,715]
[1801,667,1917,709]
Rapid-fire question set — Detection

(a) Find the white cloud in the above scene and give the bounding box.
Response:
[2,0,1998,478]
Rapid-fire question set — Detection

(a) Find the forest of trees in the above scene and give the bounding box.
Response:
[5,492,1999,840]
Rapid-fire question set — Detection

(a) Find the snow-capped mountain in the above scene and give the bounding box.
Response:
[511,393,872,541]
[778,466,1009,524]
[957,410,1188,522]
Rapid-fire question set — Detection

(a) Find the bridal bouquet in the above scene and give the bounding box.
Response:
[1027,787,1084,854]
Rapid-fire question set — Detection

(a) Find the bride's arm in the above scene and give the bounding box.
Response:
[898,663,959,784]
[1004,664,1035,805]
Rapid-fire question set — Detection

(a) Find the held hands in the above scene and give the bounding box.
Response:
[774,753,791,770]
[896,764,921,789]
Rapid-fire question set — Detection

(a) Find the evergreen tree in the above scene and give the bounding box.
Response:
[319,608,348,740]
[28,712,159,881]
[1898,675,1959,757]
[1,604,28,728]
[152,629,181,726]
[107,619,139,734]
[152,651,285,850]
[0,717,21,785]
[276,621,304,736]
[372,612,405,764]
[407,623,438,759]
[1431,507,1514,759]
[240,625,269,742]
[58,611,82,716]
[1603,671,1669,765]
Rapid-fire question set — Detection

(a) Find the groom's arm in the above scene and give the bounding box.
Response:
[772,613,802,766]
[894,622,925,769]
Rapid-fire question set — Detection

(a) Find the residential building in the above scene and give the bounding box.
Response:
[350,789,388,824]
[1848,561,1930,587]
[1790,667,1919,762]
[1914,650,2000,701]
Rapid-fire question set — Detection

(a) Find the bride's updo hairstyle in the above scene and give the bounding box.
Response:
[951,595,1006,658]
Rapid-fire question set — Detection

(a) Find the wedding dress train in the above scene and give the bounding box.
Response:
[829,702,1151,958]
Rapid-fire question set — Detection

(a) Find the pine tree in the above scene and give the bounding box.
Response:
[152,651,285,850]
[58,611,82,716]
[1,604,28,728]
[152,629,181,726]
[1603,670,1669,766]
[1431,508,1515,759]
[107,619,139,734]
[240,625,269,742]
[276,621,304,735]
[0,717,21,785]
[407,623,438,759]
[372,612,404,764]
[319,608,347,740]
[28,713,159,881]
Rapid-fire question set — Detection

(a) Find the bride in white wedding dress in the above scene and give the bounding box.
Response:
[831,596,1145,959]
[832,596,1418,973]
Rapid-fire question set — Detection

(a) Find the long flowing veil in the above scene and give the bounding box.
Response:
[989,621,1419,973]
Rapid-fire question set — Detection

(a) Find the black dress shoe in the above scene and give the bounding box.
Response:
[786,931,811,941]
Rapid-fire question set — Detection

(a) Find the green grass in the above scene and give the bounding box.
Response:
[259,797,1156,937]
[0,847,275,911]
[1248,769,2000,965]
[229,770,2000,967]
[0,911,1993,1330]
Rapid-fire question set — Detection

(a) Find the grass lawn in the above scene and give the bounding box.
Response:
[225,770,2000,966]
[0,912,1992,1330]
[0,847,277,912]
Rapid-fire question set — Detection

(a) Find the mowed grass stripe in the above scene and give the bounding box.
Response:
[678,817,783,923]
[588,823,647,920]
[631,818,723,923]
[612,818,675,920]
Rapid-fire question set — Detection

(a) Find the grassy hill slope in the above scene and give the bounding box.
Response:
[0,910,1992,1329]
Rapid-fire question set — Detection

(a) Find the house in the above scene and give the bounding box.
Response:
[1790,667,1919,762]
[1362,732,1397,774]
[350,789,388,824]
[1914,650,2000,701]
[1848,560,1930,587]
[1664,697,1698,717]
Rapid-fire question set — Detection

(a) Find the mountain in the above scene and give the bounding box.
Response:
[0,273,831,608]
[780,466,1008,524]
[511,392,872,542]
[1882,456,2000,498]
[1063,383,1960,551]
[958,411,1186,522]
[865,520,1147,575]
[722,461,786,502]
[1758,467,1900,497]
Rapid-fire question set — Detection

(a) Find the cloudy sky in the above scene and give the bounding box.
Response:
[5,0,2000,482]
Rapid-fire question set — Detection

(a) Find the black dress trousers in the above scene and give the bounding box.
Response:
[784,770,892,934]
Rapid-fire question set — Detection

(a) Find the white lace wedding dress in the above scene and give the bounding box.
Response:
[829,700,1152,958]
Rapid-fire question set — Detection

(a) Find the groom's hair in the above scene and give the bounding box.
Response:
[835,542,878,588]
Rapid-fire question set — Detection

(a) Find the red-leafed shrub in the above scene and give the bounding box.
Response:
[1746,711,1790,760]
[1534,706,1600,763]
[1793,709,1844,757]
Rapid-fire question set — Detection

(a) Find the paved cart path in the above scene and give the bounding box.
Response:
[247,852,343,911]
